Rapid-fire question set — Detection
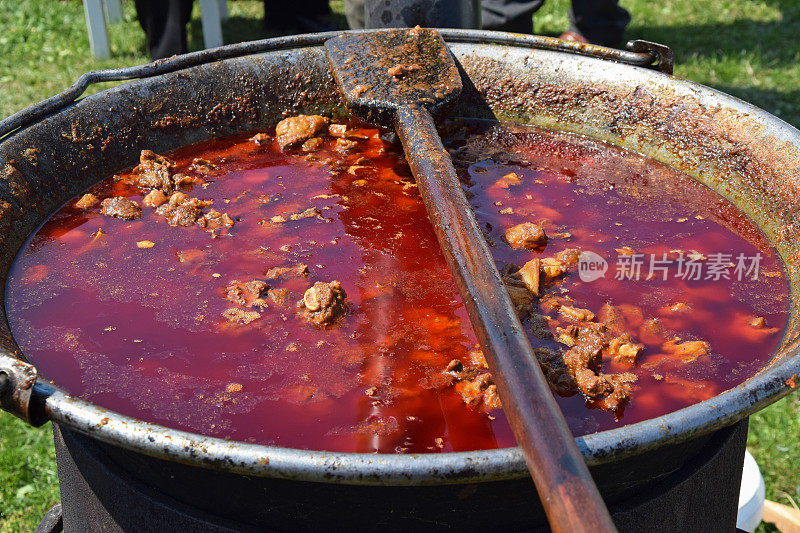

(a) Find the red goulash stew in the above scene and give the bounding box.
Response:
[5,116,788,453]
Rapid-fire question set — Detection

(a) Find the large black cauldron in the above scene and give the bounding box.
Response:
[2,31,799,531]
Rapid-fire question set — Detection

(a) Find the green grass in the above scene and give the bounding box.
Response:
[0,419,58,531]
[748,396,800,532]
[1,0,799,531]
[535,0,800,128]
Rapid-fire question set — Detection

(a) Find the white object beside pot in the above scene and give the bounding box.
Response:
[737,450,766,532]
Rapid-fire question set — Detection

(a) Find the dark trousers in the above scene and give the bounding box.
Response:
[265,0,331,29]
[481,0,630,46]
[134,0,194,59]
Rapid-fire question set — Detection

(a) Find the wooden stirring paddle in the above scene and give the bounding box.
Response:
[325,28,617,533]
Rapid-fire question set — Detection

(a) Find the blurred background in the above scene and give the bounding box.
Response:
[0,1,798,531]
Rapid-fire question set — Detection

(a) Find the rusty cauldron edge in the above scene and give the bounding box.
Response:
[0,30,798,486]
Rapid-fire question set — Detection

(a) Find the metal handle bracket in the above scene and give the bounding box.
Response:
[0,354,47,426]
[626,39,674,75]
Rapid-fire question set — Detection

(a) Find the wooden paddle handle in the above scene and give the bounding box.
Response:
[394,105,617,533]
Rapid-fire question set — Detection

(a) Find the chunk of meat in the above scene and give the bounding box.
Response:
[265,264,309,279]
[608,334,643,365]
[538,294,565,314]
[128,150,174,192]
[297,281,347,325]
[275,115,328,150]
[225,281,247,305]
[267,288,291,307]
[142,189,168,208]
[335,138,359,152]
[555,248,581,267]
[616,246,636,256]
[505,284,535,317]
[540,257,565,279]
[663,338,710,363]
[249,133,271,145]
[664,302,691,313]
[468,350,488,369]
[100,197,141,220]
[555,325,578,346]
[455,372,495,408]
[593,373,636,411]
[226,280,270,307]
[289,207,322,221]
[197,209,235,230]
[618,304,645,329]
[172,173,197,188]
[562,325,634,410]
[244,280,269,297]
[529,313,553,340]
[222,308,261,325]
[535,249,581,282]
[496,172,521,188]
[558,305,596,322]
[563,324,605,373]
[155,192,212,227]
[191,158,215,174]
[517,258,541,296]
[328,123,348,137]
[74,193,99,209]
[483,384,502,410]
[504,222,548,249]
[500,264,535,317]
[301,137,323,152]
[536,347,578,391]
[452,371,502,411]
[532,307,637,410]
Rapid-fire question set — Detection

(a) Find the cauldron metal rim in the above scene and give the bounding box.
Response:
[36,350,798,486]
[3,29,800,486]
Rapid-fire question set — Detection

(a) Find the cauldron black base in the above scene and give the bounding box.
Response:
[53,421,747,532]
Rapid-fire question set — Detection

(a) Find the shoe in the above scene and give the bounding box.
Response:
[558,31,590,44]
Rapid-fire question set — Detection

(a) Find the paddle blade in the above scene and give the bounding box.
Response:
[325,28,462,128]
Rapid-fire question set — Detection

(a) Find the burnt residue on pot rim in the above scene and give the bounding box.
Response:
[0,31,799,485]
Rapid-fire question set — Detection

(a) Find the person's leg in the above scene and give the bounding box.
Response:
[265,0,333,31]
[567,0,630,47]
[134,0,194,59]
[481,0,545,33]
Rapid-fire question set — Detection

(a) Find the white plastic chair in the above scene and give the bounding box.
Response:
[83,0,229,59]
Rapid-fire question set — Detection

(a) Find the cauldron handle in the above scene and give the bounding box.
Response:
[0,32,669,139]
[0,353,50,426]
